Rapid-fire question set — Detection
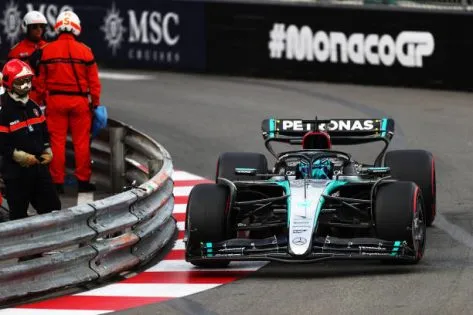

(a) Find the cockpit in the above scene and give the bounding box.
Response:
[273,150,356,180]
[271,131,357,180]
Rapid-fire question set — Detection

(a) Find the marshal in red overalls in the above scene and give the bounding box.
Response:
[36,11,101,193]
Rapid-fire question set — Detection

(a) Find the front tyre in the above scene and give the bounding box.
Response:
[384,149,436,226]
[375,181,426,264]
[185,183,233,268]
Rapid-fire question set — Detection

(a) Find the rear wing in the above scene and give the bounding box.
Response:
[261,118,395,162]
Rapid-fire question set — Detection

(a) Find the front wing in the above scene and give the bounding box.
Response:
[188,235,417,263]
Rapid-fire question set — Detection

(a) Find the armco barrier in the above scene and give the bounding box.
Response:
[0,118,176,305]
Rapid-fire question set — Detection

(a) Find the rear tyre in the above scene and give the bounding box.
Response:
[185,183,233,268]
[375,181,426,264]
[384,150,436,226]
[216,152,268,181]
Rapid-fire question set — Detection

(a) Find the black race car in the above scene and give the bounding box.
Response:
[184,117,436,267]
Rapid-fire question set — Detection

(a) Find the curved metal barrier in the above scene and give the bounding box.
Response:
[0,118,176,305]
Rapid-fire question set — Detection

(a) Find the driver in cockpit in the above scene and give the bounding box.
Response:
[297,158,335,179]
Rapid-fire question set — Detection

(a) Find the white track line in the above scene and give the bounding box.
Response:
[98,71,154,81]
[173,204,187,213]
[146,260,264,272]
[173,186,194,197]
[435,214,473,249]
[172,171,205,181]
[75,283,221,298]
[0,310,105,315]
[173,239,185,250]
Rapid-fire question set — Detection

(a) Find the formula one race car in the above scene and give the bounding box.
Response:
[184,118,436,266]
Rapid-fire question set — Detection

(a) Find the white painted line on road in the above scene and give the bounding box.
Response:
[146,260,264,272]
[436,214,473,249]
[75,283,221,298]
[98,71,155,81]
[0,310,105,315]
[173,204,187,213]
[172,171,205,181]
[173,186,194,197]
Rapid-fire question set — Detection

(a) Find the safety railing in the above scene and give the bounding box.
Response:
[0,118,176,306]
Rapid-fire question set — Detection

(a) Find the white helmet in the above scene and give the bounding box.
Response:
[21,11,48,33]
[54,11,81,36]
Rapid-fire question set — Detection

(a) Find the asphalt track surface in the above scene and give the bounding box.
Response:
[102,70,473,315]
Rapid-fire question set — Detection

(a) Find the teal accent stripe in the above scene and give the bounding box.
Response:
[274,180,290,226]
[315,181,347,228]
[381,118,388,137]
[269,118,276,138]
[391,240,401,256]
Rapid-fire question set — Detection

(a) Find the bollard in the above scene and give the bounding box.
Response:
[110,127,126,193]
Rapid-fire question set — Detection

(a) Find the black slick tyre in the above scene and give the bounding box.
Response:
[375,181,426,264]
[384,149,436,226]
[184,183,233,268]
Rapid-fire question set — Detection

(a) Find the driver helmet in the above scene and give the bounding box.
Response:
[298,158,334,179]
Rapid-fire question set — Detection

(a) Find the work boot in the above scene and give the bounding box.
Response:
[55,184,64,195]
[78,180,96,192]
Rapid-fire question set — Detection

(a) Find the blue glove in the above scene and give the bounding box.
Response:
[91,105,108,138]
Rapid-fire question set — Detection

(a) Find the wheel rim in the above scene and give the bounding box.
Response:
[412,196,426,259]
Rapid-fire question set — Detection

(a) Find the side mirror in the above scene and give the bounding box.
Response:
[234,168,258,176]
[361,167,391,175]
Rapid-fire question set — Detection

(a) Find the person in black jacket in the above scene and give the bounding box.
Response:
[0,59,61,220]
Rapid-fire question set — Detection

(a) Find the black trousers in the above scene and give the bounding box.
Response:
[4,165,62,220]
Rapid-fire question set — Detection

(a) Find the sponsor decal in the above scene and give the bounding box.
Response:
[292,236,307,245]
[280,119,376,132]
[1,1,73,46]
[100,2,126,56]
[269,23,435,68]
[1,0,21,45]
[235,168,257,174]
[101,2,180,64]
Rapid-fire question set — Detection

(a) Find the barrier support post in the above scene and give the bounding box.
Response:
[110,127,126,193]
[148,159,163,178]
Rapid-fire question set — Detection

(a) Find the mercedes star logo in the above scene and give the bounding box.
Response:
[292,237,307,246]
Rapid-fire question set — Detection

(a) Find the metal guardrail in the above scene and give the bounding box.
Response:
[0,118,176,305]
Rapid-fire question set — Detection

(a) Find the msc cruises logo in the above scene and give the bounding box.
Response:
[100,2,126,56]
[100,2,181,63]
[1,0,22,46]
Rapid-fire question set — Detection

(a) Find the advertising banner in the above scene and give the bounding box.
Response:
[1,0,472,90]
[0,0,206,70]
[205,2,473,90]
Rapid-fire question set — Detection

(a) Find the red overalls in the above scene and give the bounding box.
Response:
[36,33,101,185]
[8,38,48,104]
